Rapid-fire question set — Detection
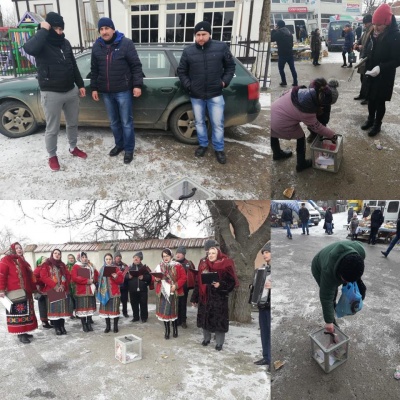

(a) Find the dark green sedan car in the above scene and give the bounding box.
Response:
[0,46,261,144]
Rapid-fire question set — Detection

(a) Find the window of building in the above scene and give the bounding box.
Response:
[83,1,105,43]
[34,4,54,19]
[203,2,235,41]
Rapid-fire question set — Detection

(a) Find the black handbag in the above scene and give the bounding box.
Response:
[348,52,357,64]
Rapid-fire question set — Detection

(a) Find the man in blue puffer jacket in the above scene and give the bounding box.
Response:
[91,18,143,164]
[177,21,235,164]
[341,24,355,68]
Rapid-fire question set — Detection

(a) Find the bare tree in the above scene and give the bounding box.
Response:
[0,226,28,251]
[364,0,385,15]
[0,6,18,28]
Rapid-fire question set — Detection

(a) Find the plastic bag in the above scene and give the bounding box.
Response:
[336,282,363,318]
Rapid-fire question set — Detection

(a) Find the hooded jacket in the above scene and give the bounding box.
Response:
[311,241,366,323]
[271,27,294,57]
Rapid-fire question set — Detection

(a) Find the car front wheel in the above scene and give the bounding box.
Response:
[169,103,210,145]
[0,101,38,138]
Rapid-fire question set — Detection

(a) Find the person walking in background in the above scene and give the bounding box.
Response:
[381,217,400,258]
[281,204,293,239]
[126,251,152,323]
[174,246,196,329]
[66,254,77,318]
[368,208,384,245]
[253,242,271,373]
[325,207,333,235]
[97,253,124,333]
[271,20,298,87]
[311,241,366,333]
[349,212,360,240]
[33,256,53,329]
[91,17,143,164]
[71,252,98,332]
[299,203,310,235]
[363,204,371,220]
[360,4,400,137]
[347,206,354,224]
[23,12,87,171]
[0,243,38,344]
[114,251,130,318]
[355,24,362,41]
[299,26,307,43]
[310,29,322,66]
[191,246,237,351]
[40,249,71,336]
[177,21,236,165]
[341,24,355,68]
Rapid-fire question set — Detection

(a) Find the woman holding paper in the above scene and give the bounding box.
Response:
[40,249,71,336]
[97,253,124,333]
[71,251,99,333]
[190,246,237,351]
[154,248,186,339]
[0,242,38,344]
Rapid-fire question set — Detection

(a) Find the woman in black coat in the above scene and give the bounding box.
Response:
[310,29,322,66]
[361,5,400,137]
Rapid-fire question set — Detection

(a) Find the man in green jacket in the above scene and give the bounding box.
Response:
[311,241,366,333]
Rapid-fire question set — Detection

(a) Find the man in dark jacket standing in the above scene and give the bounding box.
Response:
[341,24,354,68]
[271,20,298,87]
[368,208,384,245]
[23,12,87,171]
[91,18,143,164]
[177,21,236,164]
[325,207,333,235]
[299,203,310,235]
[281,204,293,239]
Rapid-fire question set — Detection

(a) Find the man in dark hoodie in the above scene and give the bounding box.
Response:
[91,17,143,164]
[271,20,298,87]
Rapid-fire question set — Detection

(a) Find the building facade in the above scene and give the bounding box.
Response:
[12,0,265,48]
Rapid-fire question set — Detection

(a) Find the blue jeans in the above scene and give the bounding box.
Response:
[301,221,309,234]
[191,95,225,151]
[284,221,292,237]
[278,55,298,85]
[385,233,400,255]
[102,90,135,153]
[326,222,332,234]
[259,307,271,364]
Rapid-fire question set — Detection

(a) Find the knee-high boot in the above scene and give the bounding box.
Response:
[164,321,170,339]
[81,317,89,332]
[113,317,119,333]
[54,320,62,336]
[172,320,178,338]
[296,136,312,172]
[60,318,67,335]
[104,318,111,333]
[86,316,93,332]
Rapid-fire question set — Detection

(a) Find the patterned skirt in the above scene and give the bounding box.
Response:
[75,295,96,317]
[99,297,121,318]
[6,295,38,335]
[156,293,178,321]
[47,295,72,320]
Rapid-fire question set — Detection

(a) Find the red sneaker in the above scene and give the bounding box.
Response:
[48,156,60,171]
[69,147,87,159]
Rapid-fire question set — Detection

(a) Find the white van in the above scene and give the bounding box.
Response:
[363,200,400,221]
[282,19,317,42]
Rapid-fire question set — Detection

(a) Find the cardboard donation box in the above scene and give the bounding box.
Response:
[310,327,350,373]
[310,135,343,173]
[115,334,142,364]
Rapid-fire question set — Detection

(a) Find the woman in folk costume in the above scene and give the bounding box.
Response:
[33,256,53,329]
[71,251,99,332]
[40,249,72,335]
[191,246,237,351]
[0,242,38,344]
[97,253,124,333]
[154,248,187,339]
[66,254,77,318]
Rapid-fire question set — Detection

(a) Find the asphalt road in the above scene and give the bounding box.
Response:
[271,212,400,400]
[270,55,400,199]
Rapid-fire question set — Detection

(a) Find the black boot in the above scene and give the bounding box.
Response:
[164,321,170,339]
[113,317,119,333]
[104,318,111,333]
[271,137,292,161]
[361,118,374,130]
[296,136,312,172]
[368,122,381,137]
[88,316,95,324]
[18,334,31,344]
[60,318,67,335]
[42,321,52,329]
[86,317,93,332]
[54,320,62,336]
[172,320,178,338]
[81,318,89,333]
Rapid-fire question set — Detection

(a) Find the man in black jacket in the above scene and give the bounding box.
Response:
[23,12,87,171]
[299,203,310,235]
[271,20,298,87]
[91,18,143,164]
[177,21,236,164]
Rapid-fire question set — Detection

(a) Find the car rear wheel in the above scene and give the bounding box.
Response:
[169,103,210,145]
[0,101,38,138]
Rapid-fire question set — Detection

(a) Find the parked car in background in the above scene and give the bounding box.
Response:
[297,201,321,226]
[308,200,325,219]
[0,46,261,144]
[326,20,351,51]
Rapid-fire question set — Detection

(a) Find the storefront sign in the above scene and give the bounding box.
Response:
[346,3,360,12]
[288,7,308,13]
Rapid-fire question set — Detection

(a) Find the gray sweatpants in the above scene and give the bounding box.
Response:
[203,329,225,346]
[41,87,80,157]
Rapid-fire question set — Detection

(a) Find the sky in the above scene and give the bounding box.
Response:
[0,200,208,246]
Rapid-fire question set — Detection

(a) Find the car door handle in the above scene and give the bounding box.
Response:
[160,87,174,93]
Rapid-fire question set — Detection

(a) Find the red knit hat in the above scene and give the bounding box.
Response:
[372,4,393,26]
